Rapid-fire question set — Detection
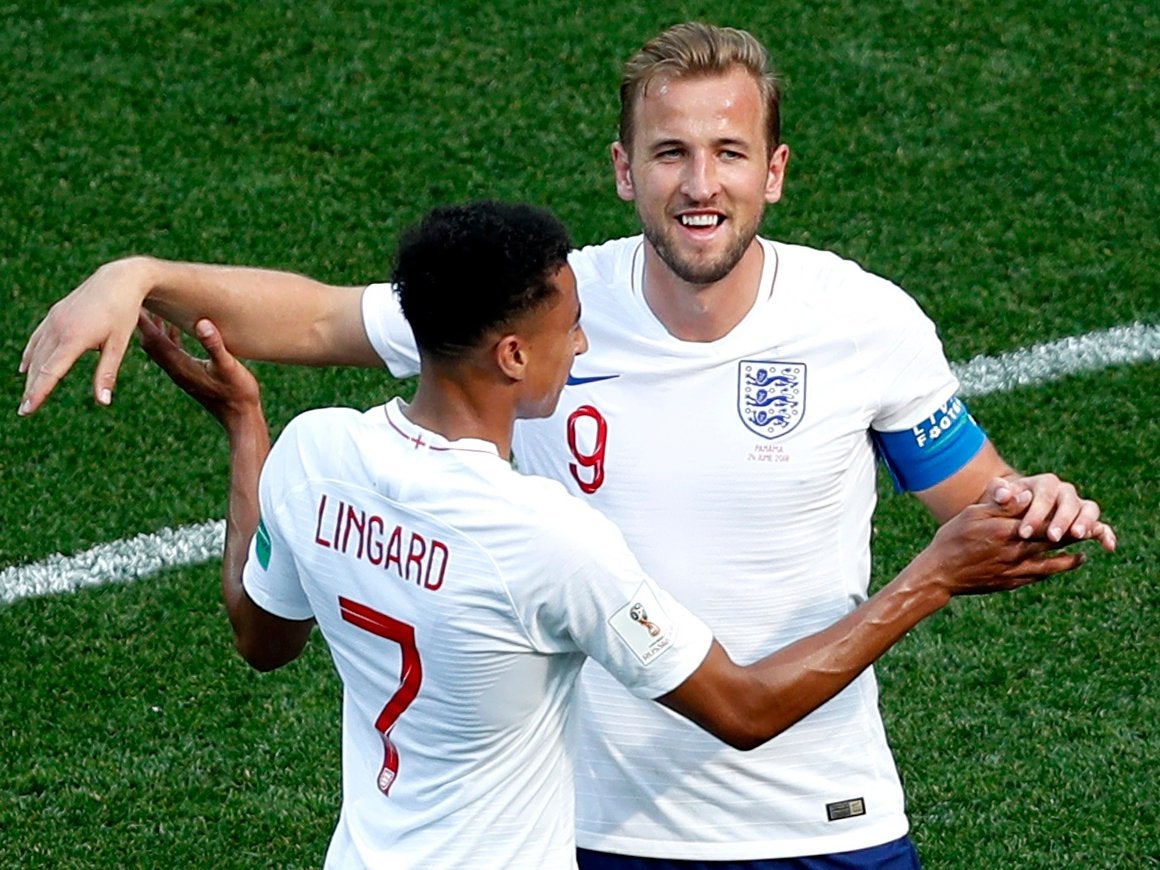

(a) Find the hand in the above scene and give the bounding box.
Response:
[137,313,262,430]
[924,478,1087,598]
[18,257,155,416]
[995,473,1116,552]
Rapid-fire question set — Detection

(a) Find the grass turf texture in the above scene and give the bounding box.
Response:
[2,0,1157,866]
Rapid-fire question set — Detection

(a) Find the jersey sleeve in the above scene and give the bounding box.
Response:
[873,395,987,491]
[516,500,714,700]
[240,425,314,620]
[867,288,987,490]
[361,282,421,377]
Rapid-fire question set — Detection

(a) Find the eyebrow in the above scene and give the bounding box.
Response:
[647,136,753,151]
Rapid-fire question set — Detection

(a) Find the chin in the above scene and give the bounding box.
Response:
[517,398,560,421]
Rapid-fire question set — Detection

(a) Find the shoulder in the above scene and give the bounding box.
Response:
[769,239,932,325]
[279,406,366,444]
[265,406,377,481]
[502,469,631,555]
[568,236,641,290]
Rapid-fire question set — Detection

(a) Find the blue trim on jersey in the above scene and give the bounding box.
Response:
[873,395,986,492]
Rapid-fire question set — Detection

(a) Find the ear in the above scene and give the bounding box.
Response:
[764,142,790,204]
[494,333,528,382]
[611,141,635,202]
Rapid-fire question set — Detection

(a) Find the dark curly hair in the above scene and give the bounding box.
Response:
[392,201,573,360]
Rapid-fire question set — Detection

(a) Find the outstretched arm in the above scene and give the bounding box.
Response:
[20,255,378,416]
[138,313,314,671]
[659,480,1091,749]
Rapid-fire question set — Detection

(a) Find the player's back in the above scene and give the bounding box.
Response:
[253,399,592,869]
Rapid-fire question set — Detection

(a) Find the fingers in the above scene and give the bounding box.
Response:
[1089,520,1118,553]
[1016,475,1060,540]
[136,311,180,365]
[1041,486,1083,543]
[92,330,133,407]
[18,324,40,375]
[20,302,133,415]
[1012,549,1086,585]
[1060,497,1101,543]
[986,477,1032,515]
[136,312,202,386]
[1010,473,1111,550]
[19,339,80,417]
[18,324,71,417]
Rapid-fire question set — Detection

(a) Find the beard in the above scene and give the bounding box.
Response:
[640,210,762,286]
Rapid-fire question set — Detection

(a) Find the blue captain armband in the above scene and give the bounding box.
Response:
[874,395,987,492]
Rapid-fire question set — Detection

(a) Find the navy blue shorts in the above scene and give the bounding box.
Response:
[576,835,921,870]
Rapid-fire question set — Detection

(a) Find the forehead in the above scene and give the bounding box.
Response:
[632,68,766,147]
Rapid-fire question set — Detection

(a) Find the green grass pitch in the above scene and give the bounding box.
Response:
[2,1,1157,866]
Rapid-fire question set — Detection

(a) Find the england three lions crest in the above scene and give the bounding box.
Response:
[738,361,806,439]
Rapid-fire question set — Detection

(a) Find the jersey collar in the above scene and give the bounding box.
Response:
[382,398,502,458]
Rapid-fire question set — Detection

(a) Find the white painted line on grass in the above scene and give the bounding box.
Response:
[955,322,1160,398]
[0,520,224,606]
[2,322,1157,606]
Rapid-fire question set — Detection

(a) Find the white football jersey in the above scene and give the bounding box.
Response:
[362,236,964,860]
[242,398,713,869]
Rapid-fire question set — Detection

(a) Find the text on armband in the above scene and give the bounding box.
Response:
[911,396,966,449]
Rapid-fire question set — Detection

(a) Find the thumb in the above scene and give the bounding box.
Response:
[193,319,230,365]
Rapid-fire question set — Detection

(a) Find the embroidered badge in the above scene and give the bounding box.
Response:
[738,361,806,439]
[610,583,675,665]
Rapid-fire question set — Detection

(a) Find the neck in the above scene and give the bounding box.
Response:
[641,239,765,342]
[404,363,517,459]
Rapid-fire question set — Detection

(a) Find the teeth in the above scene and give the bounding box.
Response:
[680,214,719,227]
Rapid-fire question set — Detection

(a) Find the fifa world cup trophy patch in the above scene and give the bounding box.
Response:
[610,583,675,664]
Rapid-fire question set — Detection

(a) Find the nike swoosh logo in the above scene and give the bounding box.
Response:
[566,373,621,386]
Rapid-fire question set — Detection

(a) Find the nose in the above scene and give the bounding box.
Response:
[575,325,589,356]
[681,152,718,202]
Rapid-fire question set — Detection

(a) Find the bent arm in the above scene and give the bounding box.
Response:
[219,389,314,672]
[20,255,379,415]
[658,491,1086,750]
[658,560,948,750]
[138,315,314,671]
[139,257,378,366]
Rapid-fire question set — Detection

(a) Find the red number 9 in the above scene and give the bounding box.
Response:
[567,405,608,494]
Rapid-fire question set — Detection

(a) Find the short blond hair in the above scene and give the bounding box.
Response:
[619,22,782,155]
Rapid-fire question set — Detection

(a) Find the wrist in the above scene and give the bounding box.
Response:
[105,255,161,306]
[224,403,268,443]
[889,552,954,616]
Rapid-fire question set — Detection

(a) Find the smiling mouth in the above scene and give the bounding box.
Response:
[679,213,723,228]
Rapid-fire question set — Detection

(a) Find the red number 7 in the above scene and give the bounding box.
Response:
[339,596,423,796]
